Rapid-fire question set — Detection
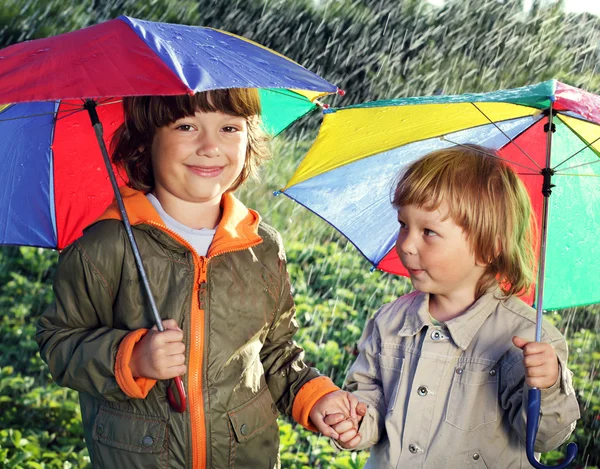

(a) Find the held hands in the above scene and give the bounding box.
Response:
[323,402,368,449]
[309,390,367,446]
[129,319,187,380]
[512,336,559,389]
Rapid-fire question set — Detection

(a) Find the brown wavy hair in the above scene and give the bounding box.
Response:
[111,88,270,193]
[392,144,537,299]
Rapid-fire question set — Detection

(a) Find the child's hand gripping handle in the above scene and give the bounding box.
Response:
[526,388,577,469]
[168,376,187,413]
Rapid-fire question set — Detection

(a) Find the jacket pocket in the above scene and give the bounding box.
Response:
[468,450,489,469]
[378,353,404,413]
[227,386,280,468]
[445,367,498,431]
[92,406,168,469]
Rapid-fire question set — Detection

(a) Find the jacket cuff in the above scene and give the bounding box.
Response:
[292,376,340,432]
[115,329,157,399]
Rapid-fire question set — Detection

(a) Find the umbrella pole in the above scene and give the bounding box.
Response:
[525,103,577,469]
[83,100,187,413]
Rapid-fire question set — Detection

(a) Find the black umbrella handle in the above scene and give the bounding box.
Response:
[84,100,187,413]
[526,388,577,469]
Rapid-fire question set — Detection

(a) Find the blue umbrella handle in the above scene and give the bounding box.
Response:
[526,388,577,469]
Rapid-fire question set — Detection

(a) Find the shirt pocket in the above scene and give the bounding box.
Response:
[92,406,168,469]
[227,385,280,468]
[445,367,498,431]
[378,353,404,413]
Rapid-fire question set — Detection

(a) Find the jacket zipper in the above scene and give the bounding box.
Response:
[144,221,261,469]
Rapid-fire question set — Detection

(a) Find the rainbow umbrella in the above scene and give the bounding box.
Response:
[0,15,341,250]
[281,80,599,468]
[0,15,339,413]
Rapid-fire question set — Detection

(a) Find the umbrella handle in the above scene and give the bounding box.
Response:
[526,388,577,469]
[168,376,187,413]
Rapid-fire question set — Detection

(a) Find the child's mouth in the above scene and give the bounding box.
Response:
[408,268,425,276]
[187,165,224,178]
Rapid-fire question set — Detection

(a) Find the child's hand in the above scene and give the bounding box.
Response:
[512,336,559,389]
[309,390,363,439]
[323,404,368,449]
[130,319,186,380]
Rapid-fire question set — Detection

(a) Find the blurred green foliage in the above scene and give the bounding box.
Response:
[1,0,600,467]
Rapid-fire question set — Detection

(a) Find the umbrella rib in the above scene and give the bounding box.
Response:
[441,137,539,172]
[0,111,61,122]
[55,109,86,121]
[554,172,600,177]
[471,102,541,170]
[555,158,600,172]
[552,133,600,171]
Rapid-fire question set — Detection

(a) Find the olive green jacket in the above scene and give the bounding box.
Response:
[37,188,337,469]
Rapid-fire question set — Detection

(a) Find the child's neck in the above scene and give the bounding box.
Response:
[428,289,477,322]
[153,191,222,230]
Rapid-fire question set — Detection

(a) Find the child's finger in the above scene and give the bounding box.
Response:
[337,427,358,443]
[522,354,546,368]
[323,413,346,426]
[341,433,362,449]
[356,401,368,416]
[156,329,184,344]
[346,392,359,420]
[311,415,339,440]
[332,419,356,435]
[512,336,529,350]
[162,318,182,331]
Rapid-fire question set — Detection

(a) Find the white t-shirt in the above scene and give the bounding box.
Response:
[146,193,216,257]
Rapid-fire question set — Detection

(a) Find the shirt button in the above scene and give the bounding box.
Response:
[455,367,464,375]
[408,444,418,453]
[472,453,480,460]
[240,424,249,436]
[96,424,104,435]
[142,436,154,447]
[417,386,428,396]
[489,369,497,376]
[431,330,442,340]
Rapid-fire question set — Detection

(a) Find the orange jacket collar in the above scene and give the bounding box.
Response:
[96,186,262,256]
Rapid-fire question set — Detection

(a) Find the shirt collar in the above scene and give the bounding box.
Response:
[397,287,503,350]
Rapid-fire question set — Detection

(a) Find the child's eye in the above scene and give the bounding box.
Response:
[176,124,194,131]
[424,229,438,237]
[222,125,239,133]
[398,220,407,229]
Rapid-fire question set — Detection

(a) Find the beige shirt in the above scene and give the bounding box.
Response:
[341,288,580,469]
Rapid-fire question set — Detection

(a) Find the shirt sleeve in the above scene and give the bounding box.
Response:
[500,336,580,453]
[334,311,387,451]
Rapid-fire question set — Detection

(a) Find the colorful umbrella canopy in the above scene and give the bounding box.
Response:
[282,80,600,313]
[0,15,340,249]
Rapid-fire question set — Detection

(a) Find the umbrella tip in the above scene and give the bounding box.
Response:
[273,190,282,197]
[336,88,346,96]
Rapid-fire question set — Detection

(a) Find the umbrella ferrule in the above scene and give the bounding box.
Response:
[541,167,555,197]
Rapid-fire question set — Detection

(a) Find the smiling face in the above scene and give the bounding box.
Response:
[150,110,247,208]
[396,202,486,310]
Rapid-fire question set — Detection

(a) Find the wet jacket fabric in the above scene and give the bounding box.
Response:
[37,187,338,469]
[339,288,580,469]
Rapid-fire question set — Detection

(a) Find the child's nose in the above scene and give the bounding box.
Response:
[397,232,417,256]
[196,133,220,157]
